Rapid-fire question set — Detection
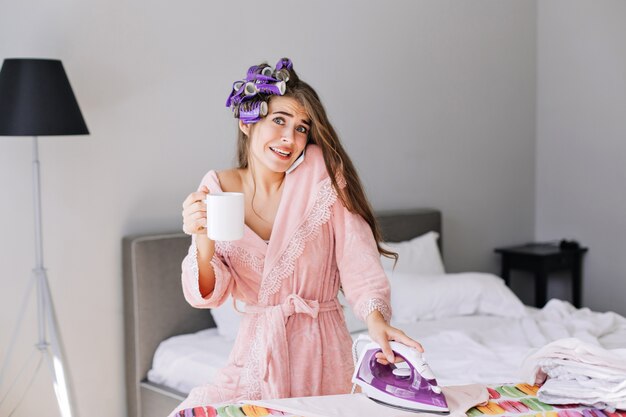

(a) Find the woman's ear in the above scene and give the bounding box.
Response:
[238,120,251,137]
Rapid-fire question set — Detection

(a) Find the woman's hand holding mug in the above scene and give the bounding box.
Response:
[182,185,244,241]
[182,186,209,235]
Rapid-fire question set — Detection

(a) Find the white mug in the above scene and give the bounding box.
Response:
[205,192,244,241]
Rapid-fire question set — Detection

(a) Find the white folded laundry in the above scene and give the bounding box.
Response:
[538,378,626,411]
[538,358,626,384]
[520,338,626,411]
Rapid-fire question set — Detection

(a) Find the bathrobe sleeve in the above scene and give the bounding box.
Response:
[332,200,392,323]
[181,234,233,308]
[180,171,233,308]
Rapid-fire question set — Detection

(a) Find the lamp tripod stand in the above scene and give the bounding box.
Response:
[0,137,77,417]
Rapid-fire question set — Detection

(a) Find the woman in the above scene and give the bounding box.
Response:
[177,58,422,410]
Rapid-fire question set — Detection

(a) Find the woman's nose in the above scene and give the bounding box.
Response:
[281,129,294,142]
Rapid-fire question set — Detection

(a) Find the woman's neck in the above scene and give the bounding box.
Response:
[242,164,285,196]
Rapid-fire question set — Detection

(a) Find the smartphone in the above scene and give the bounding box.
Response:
[286,149,305,174]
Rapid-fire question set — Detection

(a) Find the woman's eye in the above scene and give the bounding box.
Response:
[273,117,285,125]
[296,126,308,134]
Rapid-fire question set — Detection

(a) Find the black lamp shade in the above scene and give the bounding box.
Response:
[0,58,89,136]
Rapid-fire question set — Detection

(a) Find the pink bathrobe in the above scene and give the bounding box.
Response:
[173,144,392,411]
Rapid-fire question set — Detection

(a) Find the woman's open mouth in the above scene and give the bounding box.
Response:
[269,146,292,160]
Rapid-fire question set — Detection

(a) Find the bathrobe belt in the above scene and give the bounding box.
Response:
[245,294,341,399]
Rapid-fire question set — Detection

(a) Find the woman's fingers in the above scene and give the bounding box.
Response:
[391,331,424,353]
[182,189,209,217]
[182,187,210,209]
[182,186,210,235]
[376,338,395,363]
[194,218,207,231]
[183,217,207,235]
[370,328,425,366]
[189,210,206,221]
[374,352,391,365]
[374,352,407,365]
[183,201,206,217]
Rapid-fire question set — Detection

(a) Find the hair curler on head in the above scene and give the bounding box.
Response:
[226,58,295,124]
[255,81,286,96]
[237,100,268,124]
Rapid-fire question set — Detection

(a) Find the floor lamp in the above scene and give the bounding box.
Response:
[0,58,89,417]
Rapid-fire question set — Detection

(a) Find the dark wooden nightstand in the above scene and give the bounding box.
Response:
[494,243,588,308]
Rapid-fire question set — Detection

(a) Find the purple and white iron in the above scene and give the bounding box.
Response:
[351,335,450,414]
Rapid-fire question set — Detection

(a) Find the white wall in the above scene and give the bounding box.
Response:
[0,1,536,416]
[536,0,626,316]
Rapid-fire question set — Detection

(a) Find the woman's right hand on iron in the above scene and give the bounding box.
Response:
[182,186,209,235]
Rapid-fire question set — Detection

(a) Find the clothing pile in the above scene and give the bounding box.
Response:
[521,338,626,411]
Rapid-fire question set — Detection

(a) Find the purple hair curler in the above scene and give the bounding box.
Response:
[248,73,278,83]
[275,58,292,71]
[255,81,286,96]
[230,92,256,110]
[247,64,273,79]
[225,81,246,107]
[260,66,273,77]
[233,81,244,91]
[238,100,268,124]
[240,79,285,98]
[246,65,260,79]
[274,68,289,82]
[243,82,257,96]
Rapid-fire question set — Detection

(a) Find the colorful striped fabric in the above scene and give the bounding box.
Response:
[175,403,302,417]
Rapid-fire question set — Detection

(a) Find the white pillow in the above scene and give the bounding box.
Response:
[389,272,527,322]
[380,231,445,275]
[210,296,244,341]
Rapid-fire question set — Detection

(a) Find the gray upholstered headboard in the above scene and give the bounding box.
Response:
[122,208,441,417]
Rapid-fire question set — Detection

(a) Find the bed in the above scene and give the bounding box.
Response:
[123,208,626,417]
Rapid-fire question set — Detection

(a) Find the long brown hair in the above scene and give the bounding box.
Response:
[235,62,397,261]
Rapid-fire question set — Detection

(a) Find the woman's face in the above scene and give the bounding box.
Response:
[240,96,310,174]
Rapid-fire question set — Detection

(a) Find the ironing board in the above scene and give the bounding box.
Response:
[173,384,626,417]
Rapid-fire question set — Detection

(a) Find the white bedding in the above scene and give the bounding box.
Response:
[147,327,234,394]
[385,300,626,386]
[148,300,626,395]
